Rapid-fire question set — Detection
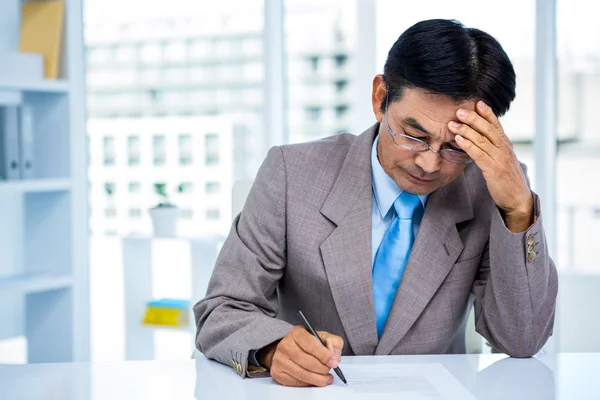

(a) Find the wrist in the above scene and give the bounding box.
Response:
[257,340,280,369]
[503,195,534,233]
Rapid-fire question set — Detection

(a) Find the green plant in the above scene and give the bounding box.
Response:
[153,183,186,208]
[154,183,173,207]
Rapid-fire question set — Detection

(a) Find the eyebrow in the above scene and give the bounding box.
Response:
[402,117,432,136]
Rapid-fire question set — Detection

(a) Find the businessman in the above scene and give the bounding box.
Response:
[194,19,558,387]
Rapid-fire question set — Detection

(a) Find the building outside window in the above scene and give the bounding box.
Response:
[205,133,219,166]
[153,135,166,166]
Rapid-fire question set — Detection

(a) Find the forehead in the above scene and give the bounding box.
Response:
[391,88,477,128]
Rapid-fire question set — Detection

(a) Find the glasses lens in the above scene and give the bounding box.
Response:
[393,134,429,151]
[440,149,472,164]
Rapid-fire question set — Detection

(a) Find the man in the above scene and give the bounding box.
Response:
[194,19,558,387]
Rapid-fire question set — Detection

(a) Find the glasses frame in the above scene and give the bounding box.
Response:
[384,94,473,165]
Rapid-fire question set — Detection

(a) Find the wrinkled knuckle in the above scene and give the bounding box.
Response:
[276,341,290,356]
[291,326,303,335]
[296,368,308,383]
[477,135,487,147]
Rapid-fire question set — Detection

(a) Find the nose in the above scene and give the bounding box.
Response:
[414,148,442,174]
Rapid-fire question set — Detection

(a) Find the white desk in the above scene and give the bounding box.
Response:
[0,353,598,399]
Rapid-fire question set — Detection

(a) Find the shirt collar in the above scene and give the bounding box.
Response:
[371,135,428,219]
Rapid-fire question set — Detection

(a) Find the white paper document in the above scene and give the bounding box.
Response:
[318,363,476,400]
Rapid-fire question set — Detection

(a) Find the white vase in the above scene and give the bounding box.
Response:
[149,206,181,238]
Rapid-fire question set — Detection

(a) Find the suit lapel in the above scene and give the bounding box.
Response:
[375,172,475,355]
[320,124,379,356]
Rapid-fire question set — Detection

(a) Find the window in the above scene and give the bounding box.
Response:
[164,67,189,84]
[189,40,212,60]
[129,208,142,218]
[128,135,140,166]
[334,54,348,68]
[241,37,262,55]
[308,56,319,72]
[128,182,141,193]
[306,106,321,121]
[285,0,357,143]
[556,0,600,273]
[115,45,137,63]
[335,104,349,118]
[104,207,117,217]
[165,41,187,62]
[243,62,263,81]
[205,181,221,194]
[103,136,115,166]
[205,133,220,166]
[153,135,166,166]
[206,208,220,220]
[178,182,193,194]
[334,80,348,93]
[140,68,161,84]
[140,43,161,63]
[88,47,112,65]
[178,134,193,165]
[104,182,115,196]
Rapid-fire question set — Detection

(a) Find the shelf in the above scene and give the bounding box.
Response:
[141,324,191,332]
[0,179,72,194]
[0,80,70,94]
[0,273,73,295]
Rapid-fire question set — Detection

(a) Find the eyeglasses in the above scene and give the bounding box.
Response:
[384,95,473,165]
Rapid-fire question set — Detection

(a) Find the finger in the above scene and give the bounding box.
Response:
[290,349,332,375]
[448,121,496,158]
[294,330,335,367]
[318,331,344,359]
[475,101,510,144]
[284,359,334,387]
[454,134,494,166]
[455,107,503,147]
[272,369,310,387]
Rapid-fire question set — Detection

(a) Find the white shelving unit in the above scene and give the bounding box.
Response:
[122,235,223,360]
[0,0,89,363]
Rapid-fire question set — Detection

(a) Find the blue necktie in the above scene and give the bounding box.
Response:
[372,192,423,338]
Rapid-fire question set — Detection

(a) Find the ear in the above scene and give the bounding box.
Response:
[371,74,387,123]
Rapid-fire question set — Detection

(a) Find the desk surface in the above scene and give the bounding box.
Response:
[0,353,598,399]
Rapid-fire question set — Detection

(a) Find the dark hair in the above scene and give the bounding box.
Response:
[381,19,516,117]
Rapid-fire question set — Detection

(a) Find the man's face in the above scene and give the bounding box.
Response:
[371,76,476,196]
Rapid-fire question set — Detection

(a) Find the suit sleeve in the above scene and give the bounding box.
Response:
[471,167,559,357]
[193,146,293,378]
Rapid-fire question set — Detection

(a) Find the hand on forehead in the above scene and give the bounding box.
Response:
[390,90,477,142]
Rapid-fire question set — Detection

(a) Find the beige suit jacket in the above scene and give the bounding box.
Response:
[194,124,558,377]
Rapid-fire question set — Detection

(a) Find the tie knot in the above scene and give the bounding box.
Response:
[393,192,422,219]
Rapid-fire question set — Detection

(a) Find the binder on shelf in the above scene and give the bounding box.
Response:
[19,1,65,79]
[19,104,34,179]
[0,107,21,181]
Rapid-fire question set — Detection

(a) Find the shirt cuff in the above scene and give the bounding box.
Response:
[248,349,265,368]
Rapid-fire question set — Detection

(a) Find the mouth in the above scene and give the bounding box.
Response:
[407,172,434,184]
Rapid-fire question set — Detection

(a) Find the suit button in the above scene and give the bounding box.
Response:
[527,234,535,245]
[527,243,535,252]
[527,251,536,262]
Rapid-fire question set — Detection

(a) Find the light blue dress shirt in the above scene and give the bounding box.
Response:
[371,135,428,267]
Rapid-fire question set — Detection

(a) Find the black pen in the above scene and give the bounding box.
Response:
[296,310,347,385]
